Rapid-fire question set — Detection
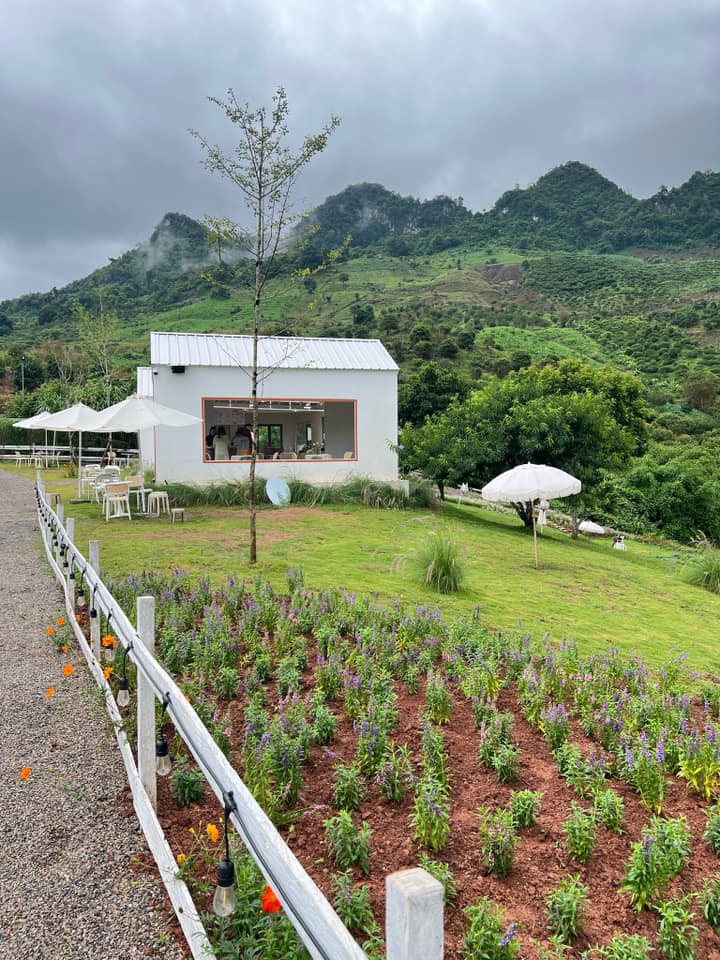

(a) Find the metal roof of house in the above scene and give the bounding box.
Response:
[150,332,398,372]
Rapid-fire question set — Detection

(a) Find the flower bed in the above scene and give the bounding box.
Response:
[106,570,720,960]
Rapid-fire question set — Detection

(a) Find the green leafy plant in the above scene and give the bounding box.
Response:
[621,817,692,913]
[418,854,457,905]
[375,742,413,802]
[701,873,720,932]
[171,763,206,806]
[563,802,597,864]
[463,897,519,960]
[415,533,465,594]
[594,934,654,959]
[324,810,372,874]
[333,763,367,812]
[425,668,453,724]
[677,732,720,800]
[331,870,378,936]
[703,801,720,854]
[492,742,520,783]
[478,806,517,878]
[655,895,699,960]
[546,874,589,944]
[593,787,625,833]
[411,776,451,852]
[509,789,543,828]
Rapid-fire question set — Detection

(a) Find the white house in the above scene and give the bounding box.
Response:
[137,331,400,485]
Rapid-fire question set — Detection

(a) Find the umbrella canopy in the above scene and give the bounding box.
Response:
[91,394,201,432]
[26,403,101,497]
[481,463,581,504]
[13,410,53,429]
[481,463,582,568]
[579,520,606,535]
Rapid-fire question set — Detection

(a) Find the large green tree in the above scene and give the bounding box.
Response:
[400,359,648,523]
[192,87,339,563]
[398,361,470,427]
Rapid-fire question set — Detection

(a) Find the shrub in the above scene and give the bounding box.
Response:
[415,533,465,594]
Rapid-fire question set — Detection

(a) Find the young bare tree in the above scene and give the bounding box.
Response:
[191,87,340,563]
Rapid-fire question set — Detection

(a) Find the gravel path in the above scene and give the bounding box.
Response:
[0,470,186,960]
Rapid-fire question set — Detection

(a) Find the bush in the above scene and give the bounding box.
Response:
[415,533,465,594]
[171,764,206,806]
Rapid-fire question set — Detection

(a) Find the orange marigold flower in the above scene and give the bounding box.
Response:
[206,823,220,843]
[101,634,116,648]
[56,617,65,627]
[103,666,113,680]
[46,626,55,636]
[261,885,281,913]
[63,663,74,677]
[177,853,187,865]
[20,767,32,780]
[60,645,68,654]
[46,687,56,698]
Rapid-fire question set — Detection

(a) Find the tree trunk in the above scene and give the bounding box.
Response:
[512,500,535,528]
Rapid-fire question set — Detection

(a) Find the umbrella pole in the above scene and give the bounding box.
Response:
[77,430,83,499]
[532,501,539,569]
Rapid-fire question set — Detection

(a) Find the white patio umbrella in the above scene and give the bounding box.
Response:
[34,403,101,498]
[579,519,606,535]
[90,395,202,475]
[13,410,53,465]
[481,463,581,568]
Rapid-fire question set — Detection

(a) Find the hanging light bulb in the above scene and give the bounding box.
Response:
[116,643,132,708]
[155,733,172,776]
[213,792,237,917]
[212,859,237,917]
[117,676,131,708]
[155,693,172,776]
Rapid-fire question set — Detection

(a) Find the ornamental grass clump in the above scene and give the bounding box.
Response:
[415,533,465,594]
[682,546,720,595]
[463,897,519,960]
[477,806,517,878]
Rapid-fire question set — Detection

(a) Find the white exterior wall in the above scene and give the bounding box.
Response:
[149,364,398,485]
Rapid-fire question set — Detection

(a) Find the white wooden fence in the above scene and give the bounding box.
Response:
[35,477,444,960]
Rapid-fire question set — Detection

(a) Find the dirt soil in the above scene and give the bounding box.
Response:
[145,671,720,960]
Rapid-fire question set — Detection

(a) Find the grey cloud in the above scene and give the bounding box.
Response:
[1,0,719,300]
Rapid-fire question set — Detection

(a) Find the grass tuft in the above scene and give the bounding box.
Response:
[415,533,465,594]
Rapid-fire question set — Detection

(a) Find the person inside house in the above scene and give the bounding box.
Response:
[213,426,229,461]
[205,425,217,460]
[232,425,253,454]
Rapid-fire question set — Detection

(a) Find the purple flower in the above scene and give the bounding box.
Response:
[499,923,518,947]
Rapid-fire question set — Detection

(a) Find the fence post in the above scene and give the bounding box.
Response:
[65,517,75,609]
[88,541,101,660]
[386,868,444,960]
[137,595,157,811]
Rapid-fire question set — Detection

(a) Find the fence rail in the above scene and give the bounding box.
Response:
[36,479,400,960]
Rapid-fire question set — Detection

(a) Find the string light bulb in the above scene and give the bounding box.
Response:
[155,693,172,777]
[116,643,132,709]
[213,792,237,917]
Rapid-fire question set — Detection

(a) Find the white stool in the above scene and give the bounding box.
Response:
[147,491,170,516]
[171,508,185,523]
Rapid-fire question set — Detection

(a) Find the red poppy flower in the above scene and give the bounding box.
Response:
[261,885,281,913]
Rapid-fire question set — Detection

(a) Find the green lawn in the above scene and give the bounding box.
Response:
[28,466,719,677]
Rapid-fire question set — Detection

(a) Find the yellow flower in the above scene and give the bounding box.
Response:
[177,853,187,865]
[63,663,74,677]
[46,687,56,698]
[103,666,113,680]
[206,823,220,843]
[20,767,32,780]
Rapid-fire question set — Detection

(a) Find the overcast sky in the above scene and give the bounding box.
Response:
[1,0,718,302]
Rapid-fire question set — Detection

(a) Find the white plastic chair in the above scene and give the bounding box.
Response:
[103,482,131,521]
[92,466,121,502]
